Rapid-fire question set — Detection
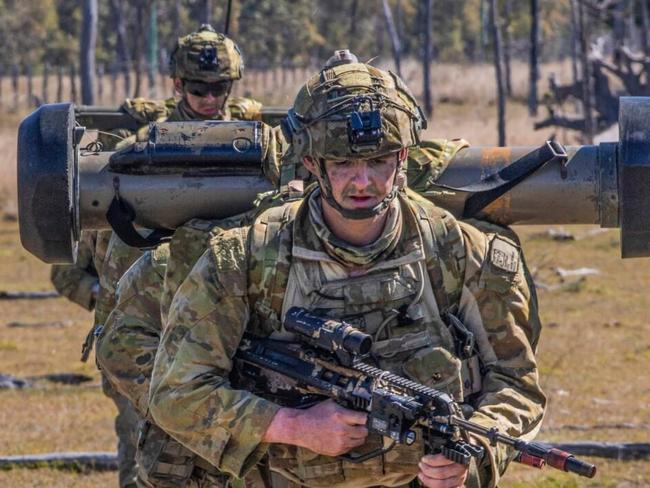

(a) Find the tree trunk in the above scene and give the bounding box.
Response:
[147,0,158,98]
[70,63,78,103]
[203,0,213,25]
[57,65,64,102]
[133,2,146,97]
[578,2,594,143]
[528,0,540,116]
[97,64,104,104]
[382,0,402,76]
[640,0,650,58]
[108,0,131,98]
[26,65,33,107]
[349,0,358,44]
[480,0,489,62]
[42,63,49,105]
[570,0,580,85]
[612,0,627,66]
[80,0,98,105]
[489,0,506,146]
[110,63,118,104]
[502,0,513,97]
[11,65,19,111]
[395,0,403,48]
[422,0,434,118]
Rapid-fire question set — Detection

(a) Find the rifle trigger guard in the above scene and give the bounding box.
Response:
[339,440,396,464]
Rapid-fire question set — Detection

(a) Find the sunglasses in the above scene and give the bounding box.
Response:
[184,81,231,98]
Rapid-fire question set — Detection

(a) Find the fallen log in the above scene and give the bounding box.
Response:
[0,291,59,300]
[0,452,117,471]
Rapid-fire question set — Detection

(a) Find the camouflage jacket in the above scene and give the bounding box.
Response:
[149,191,545,488]
[96,137,470,412]
[50,231,100,311]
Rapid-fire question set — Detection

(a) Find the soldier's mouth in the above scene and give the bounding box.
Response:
[348,196,374,206]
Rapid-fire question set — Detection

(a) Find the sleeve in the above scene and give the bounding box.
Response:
[96,249,166,417]
[149,229,281,479]
[457,222,546,488]
[50,231,98,311]
[94,234,143,327]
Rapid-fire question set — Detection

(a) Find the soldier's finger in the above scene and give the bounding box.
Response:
[337,408,368,425]
[420,454,457,468]
[418,460,468,480]
[418,472,466,488]
[346,425,369,439]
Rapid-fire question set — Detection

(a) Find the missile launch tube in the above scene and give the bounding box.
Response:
[16,98,650,263]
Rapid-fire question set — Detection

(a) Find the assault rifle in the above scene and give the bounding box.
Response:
[235,307,596,478]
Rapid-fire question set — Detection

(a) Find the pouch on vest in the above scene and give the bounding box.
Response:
[401,345,464,400]
[136,421,196,488]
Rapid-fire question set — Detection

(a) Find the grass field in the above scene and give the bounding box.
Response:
[1,61,648,486]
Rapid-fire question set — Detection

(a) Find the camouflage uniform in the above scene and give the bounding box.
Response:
[91,25,272,488]
[50,231,100,311]
[148,56,545,488]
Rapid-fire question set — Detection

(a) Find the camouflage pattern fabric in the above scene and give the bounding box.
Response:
[282,61,424,163]
[406,138,470,195]
[169,24,243,83]
[149,191,545,488]
[50,230,99,311]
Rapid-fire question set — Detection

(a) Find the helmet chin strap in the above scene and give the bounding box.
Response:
[316,159,401,220]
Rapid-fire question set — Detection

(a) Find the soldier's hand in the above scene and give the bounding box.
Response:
[298,399,368,456]
[263,399,368,456]
[417,454,469,488]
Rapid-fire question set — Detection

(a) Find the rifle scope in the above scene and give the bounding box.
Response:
[284,307,373,356]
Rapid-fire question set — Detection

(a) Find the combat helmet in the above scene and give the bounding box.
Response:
[281,49,426,219]
[169,24,243,83]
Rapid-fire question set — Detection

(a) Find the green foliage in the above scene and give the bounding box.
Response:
[0,0,610,71]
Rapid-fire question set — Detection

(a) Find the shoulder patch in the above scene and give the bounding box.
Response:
[489,235,519,273]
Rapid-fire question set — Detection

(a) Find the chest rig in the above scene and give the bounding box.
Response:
[248,191,474,397]
[245,193,481,487]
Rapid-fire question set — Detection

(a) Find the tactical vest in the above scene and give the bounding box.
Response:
[244,190,483,488]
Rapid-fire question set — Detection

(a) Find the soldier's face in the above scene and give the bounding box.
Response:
[175,79,229,117]
[305,148,407,212]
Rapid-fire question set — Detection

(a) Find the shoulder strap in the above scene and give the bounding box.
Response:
[406,192,466,316]
[248,201,301,329]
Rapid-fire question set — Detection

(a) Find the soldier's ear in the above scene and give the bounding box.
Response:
[397,147,408,165]
[173,78,184,96]
[302,156,320,176]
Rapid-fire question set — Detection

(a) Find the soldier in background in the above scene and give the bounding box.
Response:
[148,55,545,487]
[50,24,264,488]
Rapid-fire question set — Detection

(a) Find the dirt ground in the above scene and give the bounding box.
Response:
[1,61,649,487]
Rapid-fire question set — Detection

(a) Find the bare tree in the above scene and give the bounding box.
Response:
[349,0,358,44]
[382,0,402,76]
[502,0,513,96]
[203,0,213,25]
[147,0,158,98]
[133,1,147,97]
[639,0,650,58]
[578,1,594,142]
[570,0,580,85]
[109,0,131,98]
[489,0,506,146]
[422,0,434,118]
[529,0,540,115]
[80,0,98,105]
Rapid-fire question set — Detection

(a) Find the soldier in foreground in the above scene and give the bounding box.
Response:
[50,24,261,488]
[149,58,545,487]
